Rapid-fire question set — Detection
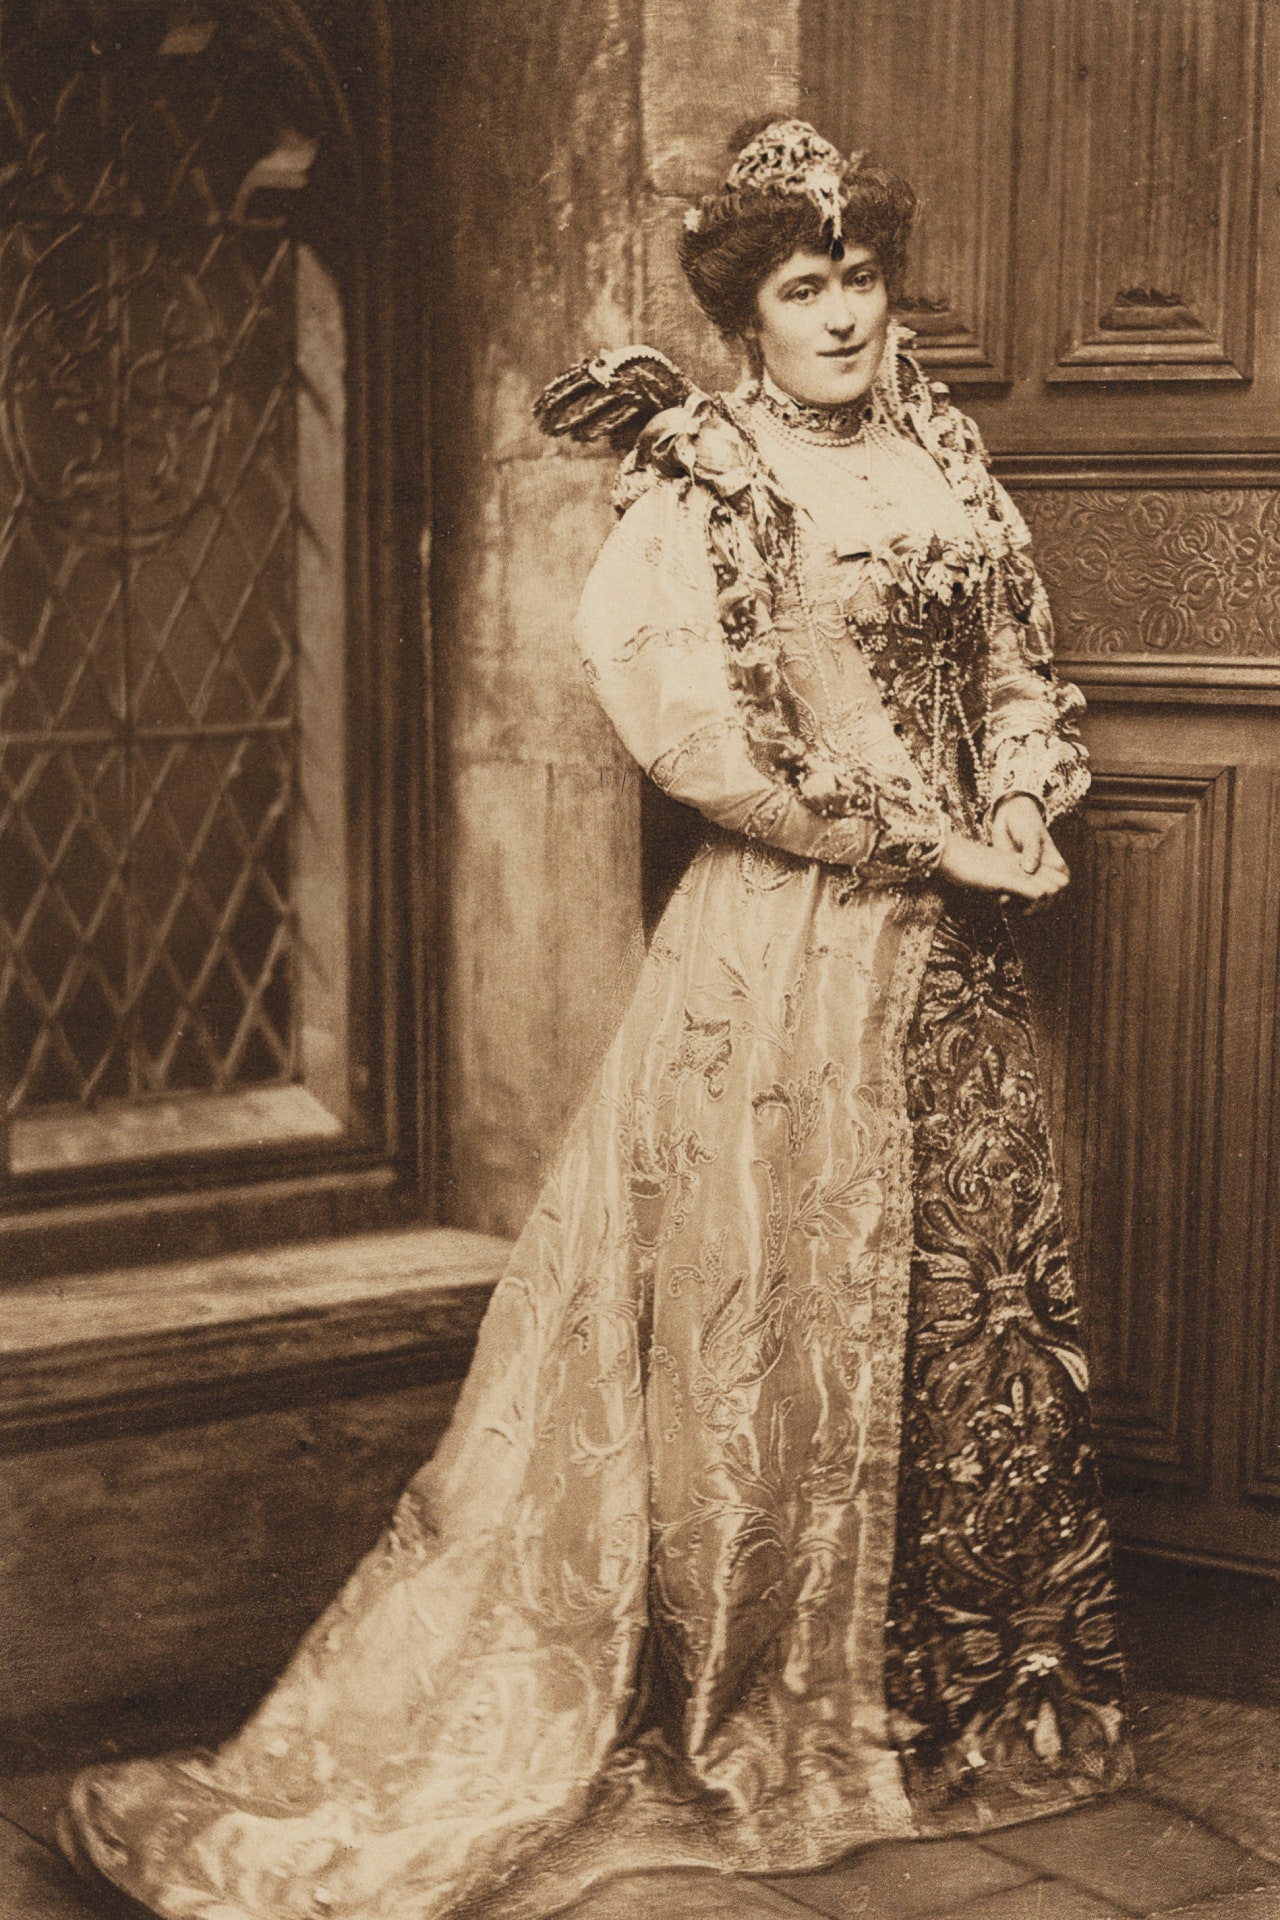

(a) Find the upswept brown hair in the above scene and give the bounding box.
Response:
[677,117,918,345]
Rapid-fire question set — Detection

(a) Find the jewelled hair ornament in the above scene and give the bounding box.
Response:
[683,119,865,249]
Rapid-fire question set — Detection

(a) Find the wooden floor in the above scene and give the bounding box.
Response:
[4,1690,1279,1920]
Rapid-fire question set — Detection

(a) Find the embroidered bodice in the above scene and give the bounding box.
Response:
[741,389,997,833]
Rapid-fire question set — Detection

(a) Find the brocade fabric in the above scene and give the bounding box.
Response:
[889,895,1131,1829]
[63,393,1132,1920]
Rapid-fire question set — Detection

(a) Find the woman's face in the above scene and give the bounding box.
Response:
[750,242,889,408]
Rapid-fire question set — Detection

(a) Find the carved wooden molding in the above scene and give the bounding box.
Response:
[1012,488,1280,659]
[1112,1533,1280,1585]
[996,452,1280,490]
[1062,658,1280,705]
[801,0,1014,381]
[1045,0,1262,383]
[1061,767,1229,1487]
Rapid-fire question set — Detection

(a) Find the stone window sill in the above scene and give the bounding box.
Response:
[9,1087,345,1175]
[0,1227,511,1452]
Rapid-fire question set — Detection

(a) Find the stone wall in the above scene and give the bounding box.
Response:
[428,0,802,1238]
[0,1227,507,1746]
[425,0,645,1237]
[639,0,801,383]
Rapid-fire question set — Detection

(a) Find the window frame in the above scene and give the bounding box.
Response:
[0,0,437,1277]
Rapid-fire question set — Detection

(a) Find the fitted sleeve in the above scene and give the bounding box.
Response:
[980,476,1090,825]
[576,479,947,880]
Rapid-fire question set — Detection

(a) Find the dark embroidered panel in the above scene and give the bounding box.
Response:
[886,894,1134,1830]
[851,593,989,837]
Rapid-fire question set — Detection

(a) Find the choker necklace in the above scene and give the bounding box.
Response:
[754,379,878,445]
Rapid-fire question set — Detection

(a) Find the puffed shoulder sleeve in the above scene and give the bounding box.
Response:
[576,479,946,878]
[981,474,1090,825]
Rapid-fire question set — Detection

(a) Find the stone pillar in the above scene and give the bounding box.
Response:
[433,0,803,1238]
[639,0,803,382]
[430,0,646,1236]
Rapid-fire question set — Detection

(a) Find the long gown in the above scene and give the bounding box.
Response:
[63,352,1135,1919]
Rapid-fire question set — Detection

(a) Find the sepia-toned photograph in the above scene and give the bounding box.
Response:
[1,2,1278,1917]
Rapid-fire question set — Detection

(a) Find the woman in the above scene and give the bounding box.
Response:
[62,119,1133,1920]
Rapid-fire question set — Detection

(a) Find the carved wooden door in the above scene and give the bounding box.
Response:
[804,0,1280,1656]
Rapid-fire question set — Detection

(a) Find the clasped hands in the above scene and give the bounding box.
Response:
[937,792,1069,912]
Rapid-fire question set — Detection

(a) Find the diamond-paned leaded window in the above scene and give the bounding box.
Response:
[0,3,350,1174]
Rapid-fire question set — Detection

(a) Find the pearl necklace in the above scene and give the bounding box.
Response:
[753,379,877,446]
[749,399,899,525]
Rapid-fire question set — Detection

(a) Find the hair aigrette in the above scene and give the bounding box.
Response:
[677,116,918,343]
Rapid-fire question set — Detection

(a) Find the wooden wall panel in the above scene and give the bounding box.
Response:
[801,0,1014,380]
[1045,0,1262,383]
[1056,768,1229,1487]
[802,0,1280,1633]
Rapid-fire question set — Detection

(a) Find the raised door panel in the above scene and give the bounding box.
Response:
[1052,714,1280,1575]
[802,0,1280,445]
[800,0,1014,380]
[1047,768,1229,1489]
[1044,0,1262,385]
